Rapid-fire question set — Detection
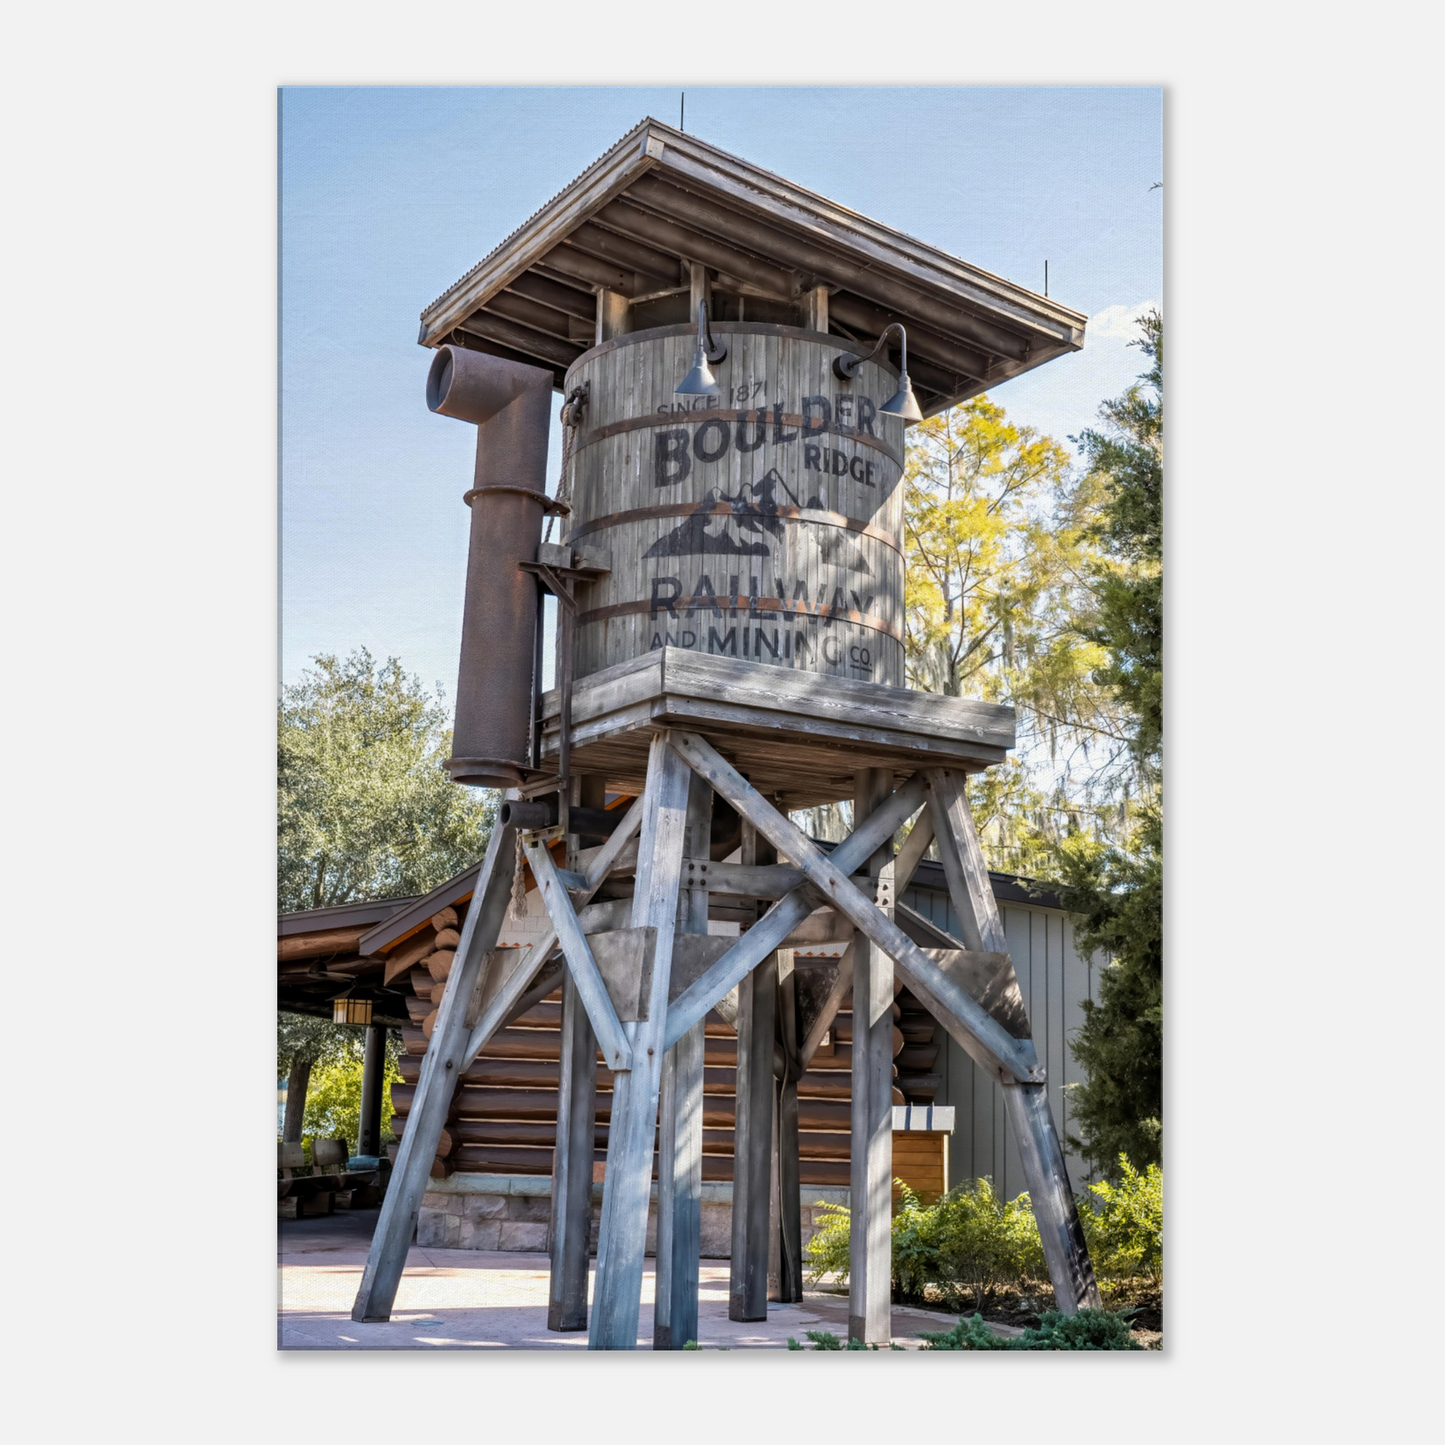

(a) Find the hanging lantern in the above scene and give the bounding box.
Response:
[332,995,373,1027]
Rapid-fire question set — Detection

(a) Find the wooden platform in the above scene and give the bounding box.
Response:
[539,648,1014,809]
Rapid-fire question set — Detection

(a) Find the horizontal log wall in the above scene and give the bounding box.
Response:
[380,881,1078,1196]
[390,997,863,1188]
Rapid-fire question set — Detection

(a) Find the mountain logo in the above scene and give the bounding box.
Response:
[643,468,871,574]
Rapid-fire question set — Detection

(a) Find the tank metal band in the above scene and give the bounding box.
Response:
[575,593,904,643]
[573,410,905,469]
[461,483,569,514]
[564,502,904,557]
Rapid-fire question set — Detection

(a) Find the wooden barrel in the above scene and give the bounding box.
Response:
[563,323,906,686]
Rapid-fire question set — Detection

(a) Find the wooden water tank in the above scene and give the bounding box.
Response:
[563,323,906,687]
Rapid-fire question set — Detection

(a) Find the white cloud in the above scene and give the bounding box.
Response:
[1087,300,1160,339]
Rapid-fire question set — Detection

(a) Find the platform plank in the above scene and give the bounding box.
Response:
[539,648,1015,808]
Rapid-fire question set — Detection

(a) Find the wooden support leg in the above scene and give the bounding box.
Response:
[849,769,894,1345]
[548,972,597,1331]
[588,734,692,1350]
[654,771,711,1349]
[730,817,777,1322]
[770,952,803,1303]
[1003,1082,1102,1312]
[550,771,604,1332]
[351,813,518,1323]
[927,768,1101,1314]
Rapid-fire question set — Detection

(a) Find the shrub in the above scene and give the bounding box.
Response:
[917,1313,1011,1350]
[927,1178,1045,1310]
[1080,1155,1163,1286]
[809,1177,1046,1311]
[788,1332,902,1351]
[808,1162,1164,1309]
[919,1309,1142,1350]
[1018,1309,1143,1349]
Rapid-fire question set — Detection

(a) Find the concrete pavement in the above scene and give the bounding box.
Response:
[278,1209,964,1350]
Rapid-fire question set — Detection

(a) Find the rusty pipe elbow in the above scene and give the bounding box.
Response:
[427,345,553,426]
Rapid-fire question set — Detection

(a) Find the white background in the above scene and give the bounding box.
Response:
[2,2,1438,1435]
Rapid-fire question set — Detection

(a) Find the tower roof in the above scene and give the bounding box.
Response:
[419,119,1085,417]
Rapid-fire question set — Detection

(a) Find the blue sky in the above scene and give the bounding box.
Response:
[280,85,1162,701]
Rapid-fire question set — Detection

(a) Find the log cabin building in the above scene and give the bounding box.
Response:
[279,823,1097,1248]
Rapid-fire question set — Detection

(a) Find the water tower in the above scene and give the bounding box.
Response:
[351,119,1099,1348]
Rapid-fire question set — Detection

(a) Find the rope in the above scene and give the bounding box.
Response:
[544,384,589,544]
[509,832,528,921]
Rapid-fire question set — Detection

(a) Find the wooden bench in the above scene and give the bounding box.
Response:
[279,1141,333,1218]
[278,1139,382,1218]
[312,1138,385,1208]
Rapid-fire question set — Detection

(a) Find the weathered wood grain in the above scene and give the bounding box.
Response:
[661,774,926,1048]
[654,770,712,1349]
[797,944,854,1073]
[381,929,438,987]
[350,807,519,1324]
[544,649,1014,751]
[730,820,777,1323]
[547,972,597,1331]
[460,794,646,1068]
[849,769,894,1344]
[668,733,1039,1084]
[523,838,632,1073]
[1002,1082,1102,1314]
[927,766,1100,1313]
[770,950,804,1303]
[589,734,692,1350]
[925,770,1009,953]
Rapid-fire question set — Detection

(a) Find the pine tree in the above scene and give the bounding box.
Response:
[1058,312,1164,1174]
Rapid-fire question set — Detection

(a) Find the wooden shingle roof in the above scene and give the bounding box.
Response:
[418,118,1085,418]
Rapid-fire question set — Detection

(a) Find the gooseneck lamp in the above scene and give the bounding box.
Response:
[833,322,924,421]
[675,300,729,397]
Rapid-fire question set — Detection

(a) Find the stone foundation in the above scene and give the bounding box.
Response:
[417,1174,849,1257]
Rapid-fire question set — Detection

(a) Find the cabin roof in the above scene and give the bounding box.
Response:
[418,118,1086,418]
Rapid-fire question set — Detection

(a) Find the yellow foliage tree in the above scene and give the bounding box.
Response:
[902,395,1141,875]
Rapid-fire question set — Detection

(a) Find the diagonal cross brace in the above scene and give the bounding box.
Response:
[459,793,645,1070]
[661,773,928,1052]
[668,732,1043,1084]
[792,804,934,1073]
[525,836,633,1072]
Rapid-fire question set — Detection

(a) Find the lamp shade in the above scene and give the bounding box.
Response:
[675,346,720,396]
[879,372,924,421]
[333,996,373,1027]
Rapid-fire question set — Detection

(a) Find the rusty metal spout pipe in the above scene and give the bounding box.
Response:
[498,798,625,837]
[427,344,555,789]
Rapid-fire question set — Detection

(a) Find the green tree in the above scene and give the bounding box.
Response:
[1059,810,1162,1169]
[278,649,494,912]
[1074,311,1162,766]
[302,1050,403,1153]
[1058,312,1164,1174]
[278,650,488,1136]
[277,1013,364,1143]
[277,1013,403,1146]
